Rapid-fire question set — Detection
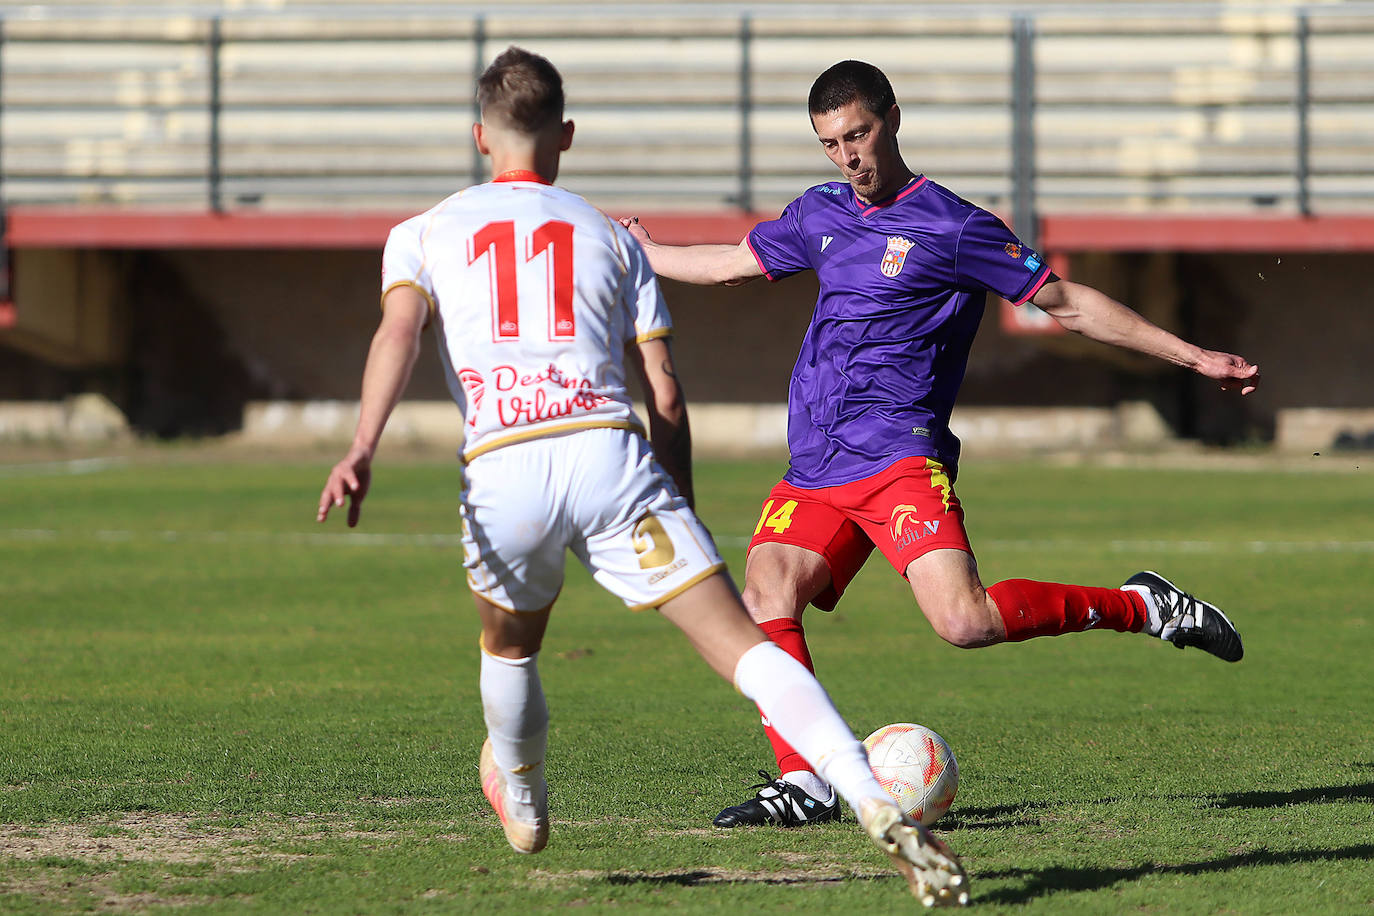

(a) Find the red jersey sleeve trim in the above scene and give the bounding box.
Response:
[1011,266,1053,306]
[745,232,780,281]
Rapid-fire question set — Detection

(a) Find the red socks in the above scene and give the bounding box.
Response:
[757,617,815,776]
[754,582,1146,775]
[988,578,1147,642]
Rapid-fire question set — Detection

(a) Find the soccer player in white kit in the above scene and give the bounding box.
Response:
[316,47,968,907]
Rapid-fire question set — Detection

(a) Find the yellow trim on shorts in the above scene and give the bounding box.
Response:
[381,279,436,327]
[468,579,563,617]
[628,562,727,612]
[462,419,645,463]
[470,582,516,613]
[634,327,672,344]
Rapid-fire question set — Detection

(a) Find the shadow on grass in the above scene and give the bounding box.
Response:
[1207,781,1374,809]
[594,784,1374,896]
[977,843,1374,906]
[945,781,1374,830]
[603,871,869,887]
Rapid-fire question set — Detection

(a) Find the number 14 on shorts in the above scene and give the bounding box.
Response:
[755,499,798,535]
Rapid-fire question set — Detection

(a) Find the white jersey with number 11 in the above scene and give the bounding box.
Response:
[381,177,672,461]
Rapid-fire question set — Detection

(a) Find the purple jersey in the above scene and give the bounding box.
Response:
[748,176,1053,487]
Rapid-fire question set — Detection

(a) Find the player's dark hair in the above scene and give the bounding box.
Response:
[476,46,565,133]
[808,60,896,116]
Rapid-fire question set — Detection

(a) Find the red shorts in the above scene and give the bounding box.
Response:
[747,457,972,611]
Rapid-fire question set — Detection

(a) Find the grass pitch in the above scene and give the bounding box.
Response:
[2,448,1372,913]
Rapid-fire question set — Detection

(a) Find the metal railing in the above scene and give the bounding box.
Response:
[2,5,1374,247]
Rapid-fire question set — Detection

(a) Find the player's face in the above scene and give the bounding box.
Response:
[811,101,903,203]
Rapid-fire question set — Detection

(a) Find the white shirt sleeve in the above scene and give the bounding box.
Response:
[380,217,436,320]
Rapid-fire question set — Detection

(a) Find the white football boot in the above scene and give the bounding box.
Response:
[858,797,970,908]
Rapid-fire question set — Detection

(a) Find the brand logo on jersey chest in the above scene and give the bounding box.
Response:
[881,236,915,277]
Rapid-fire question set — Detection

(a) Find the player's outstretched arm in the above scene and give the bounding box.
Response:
[629,336,695,509]
[621,218,763,287]
[316,286,429,526]
[1031,278,1261,395]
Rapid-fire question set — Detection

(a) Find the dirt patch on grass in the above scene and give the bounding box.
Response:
[0,812,338,866]
[0,871,201,913]
[1,812,470,864]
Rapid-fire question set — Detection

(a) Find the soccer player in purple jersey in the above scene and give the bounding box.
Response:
[624,59,1261,830]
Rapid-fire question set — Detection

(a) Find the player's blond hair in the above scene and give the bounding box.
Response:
[476,46,565,133]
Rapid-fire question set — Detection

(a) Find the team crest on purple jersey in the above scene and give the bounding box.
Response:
[881,236,916,277]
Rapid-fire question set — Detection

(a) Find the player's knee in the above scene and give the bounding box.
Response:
[741,582,803,625]
[926,608,1001,649]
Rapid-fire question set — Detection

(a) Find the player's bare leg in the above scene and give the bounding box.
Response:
[656,572,769,681]
[904,548,1005,648]
[475,595,553,853]
[659,572,970,906]
[739,541,831,626]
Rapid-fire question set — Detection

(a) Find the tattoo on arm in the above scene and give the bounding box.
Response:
[665,415,694,509]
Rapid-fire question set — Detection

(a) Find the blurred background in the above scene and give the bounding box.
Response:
[1,0,1371,456]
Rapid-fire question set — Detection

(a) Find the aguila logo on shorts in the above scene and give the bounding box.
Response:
[881,236,915,277]
[457,368,485,427]
[889,504,941,550]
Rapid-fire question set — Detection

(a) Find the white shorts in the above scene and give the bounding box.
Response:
[460,427,726,612]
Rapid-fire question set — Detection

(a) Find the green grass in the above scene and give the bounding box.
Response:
[2,451,1372,913]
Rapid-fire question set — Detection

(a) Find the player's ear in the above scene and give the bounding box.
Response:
[886,104,902,136]
[560,119,575,151]
[473,122,491,155]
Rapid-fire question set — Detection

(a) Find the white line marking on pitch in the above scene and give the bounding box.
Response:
[0,457,128,478]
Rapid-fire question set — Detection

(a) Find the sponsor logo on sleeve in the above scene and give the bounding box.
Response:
[1025,253,1042,272]
[880,236,916,278]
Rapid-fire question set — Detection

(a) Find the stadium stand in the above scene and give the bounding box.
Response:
[2,2,1373,451]
[2,2,1372,214]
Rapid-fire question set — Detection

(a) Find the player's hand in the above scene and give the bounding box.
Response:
[1195,349,1261,396]
[620,216,651,244]
[317,446,373,527]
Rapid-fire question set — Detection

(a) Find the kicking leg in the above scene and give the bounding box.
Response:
[905,549,1151,647]
[658,573,969,906]
[475,594,552,854]
[906,552,1241,661]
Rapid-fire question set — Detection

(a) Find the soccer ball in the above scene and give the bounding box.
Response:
[863,722,959,826]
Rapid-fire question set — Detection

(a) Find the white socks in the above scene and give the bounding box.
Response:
[733,641,888,815]
[783,769,836,803]
[1122,584,1163,634]
[479,649,549,820]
